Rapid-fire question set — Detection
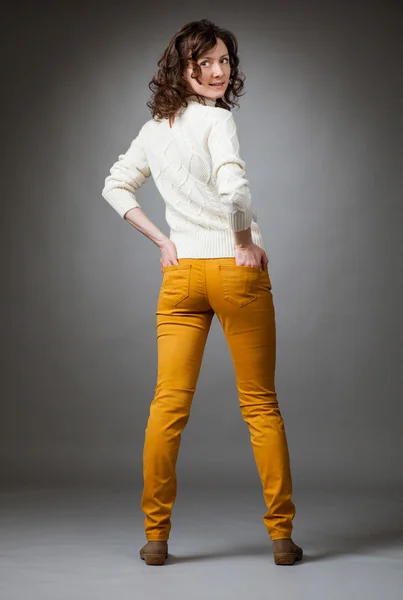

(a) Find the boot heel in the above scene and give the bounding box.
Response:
[142,553,167,566]
[274,552,302,565]
[272,538,303,566]
[139,542,168,566]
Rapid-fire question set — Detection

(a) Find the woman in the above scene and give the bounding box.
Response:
[102,19,302,567]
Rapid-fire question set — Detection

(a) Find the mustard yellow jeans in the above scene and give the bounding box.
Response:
[141,258,296,541]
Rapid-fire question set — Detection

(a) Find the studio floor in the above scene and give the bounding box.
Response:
[1,484,402,599]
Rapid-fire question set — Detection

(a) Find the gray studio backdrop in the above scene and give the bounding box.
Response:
[2,0,402,490]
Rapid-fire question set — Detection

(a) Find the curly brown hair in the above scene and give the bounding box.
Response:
[147,19,246,127]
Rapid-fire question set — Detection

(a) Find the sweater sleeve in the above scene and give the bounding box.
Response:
[101,124,151,219]
[207,112,253,232]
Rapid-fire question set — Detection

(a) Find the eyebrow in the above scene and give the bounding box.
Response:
[199,53,229,59]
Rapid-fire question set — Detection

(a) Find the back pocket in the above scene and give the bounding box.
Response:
[161,264,192,306]
[218,265,262,308]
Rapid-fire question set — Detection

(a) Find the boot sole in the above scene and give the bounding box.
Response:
[274,550,303,565]
[140,550,168,566]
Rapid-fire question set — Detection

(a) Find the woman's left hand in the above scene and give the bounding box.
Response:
[159,239,179,272]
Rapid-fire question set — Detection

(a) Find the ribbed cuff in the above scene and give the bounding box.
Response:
[102,189,141,219]
[227,207,253,232]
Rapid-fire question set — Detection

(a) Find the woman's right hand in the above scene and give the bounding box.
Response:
[159,239,179,272]
[234,242,269,270]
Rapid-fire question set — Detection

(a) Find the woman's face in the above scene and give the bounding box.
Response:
[183,37,231,101]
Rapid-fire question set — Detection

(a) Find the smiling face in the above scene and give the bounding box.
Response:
[182,37,231,101]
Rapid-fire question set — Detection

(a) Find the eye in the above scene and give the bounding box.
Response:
[199,57,230,67]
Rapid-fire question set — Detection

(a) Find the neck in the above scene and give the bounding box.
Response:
[187,94,216,107]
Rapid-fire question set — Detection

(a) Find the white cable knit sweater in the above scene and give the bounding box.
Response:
[101,97,266,258]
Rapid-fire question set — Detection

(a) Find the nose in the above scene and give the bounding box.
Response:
[212,62,225,77]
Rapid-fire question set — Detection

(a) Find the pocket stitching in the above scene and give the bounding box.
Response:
[161,264,192,306]
[218,265,261,307]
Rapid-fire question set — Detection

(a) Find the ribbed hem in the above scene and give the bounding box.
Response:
[170,223,266,258]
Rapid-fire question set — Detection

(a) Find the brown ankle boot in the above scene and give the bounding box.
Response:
[272,538,303,565]
[139,541,168,566]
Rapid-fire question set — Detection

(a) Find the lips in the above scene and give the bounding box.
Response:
[209,82,224,86]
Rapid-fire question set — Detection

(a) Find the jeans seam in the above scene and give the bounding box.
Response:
[203,259,210,305]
